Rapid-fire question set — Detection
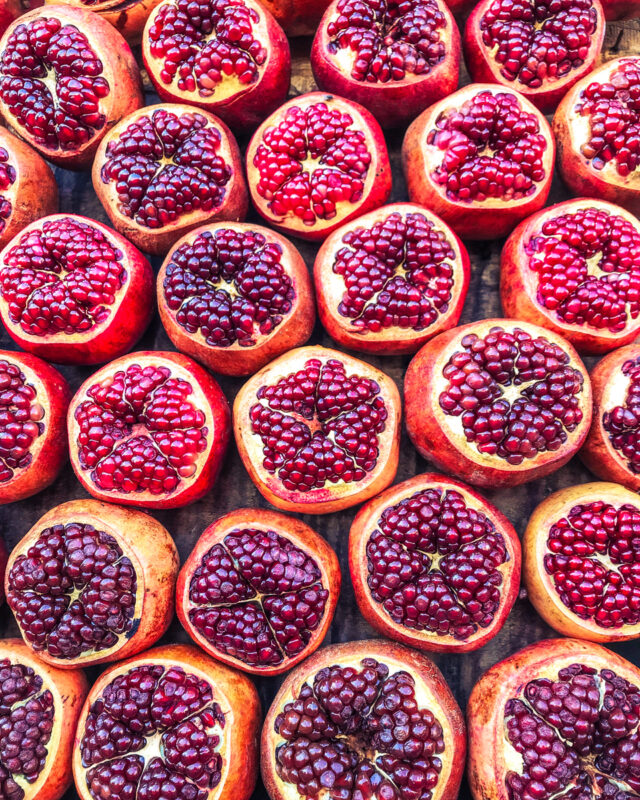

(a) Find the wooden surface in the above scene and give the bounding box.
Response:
[0,16,639,800]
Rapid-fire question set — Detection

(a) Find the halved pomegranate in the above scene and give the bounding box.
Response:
[73,643,261,800]
[402,84,555,240]
[0,350,69,504]
[523,482,640,643]
[142,0,290,132]
[246,91,392,242]
[258,0,329,34]
[158,222,315,377]
[463,0,605,114]
[6,498,179,667]
[468,638,640,800]
[404,319,592,488]
[234,345,401,513]
[0,214,154,365]
[310,0,460,129]
[0,5,143,169]
[262,639,466,800]
[92,103,248,256]
[501,199,640,356]
[67,350,231,508]
[554,57,640,215]
[349,472,521,653]
[314,202,470,355]
[177,507,341,675]
[44,0,164,43]
[0,638,88,800]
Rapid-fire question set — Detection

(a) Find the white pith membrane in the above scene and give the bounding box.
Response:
[596,355,640,477]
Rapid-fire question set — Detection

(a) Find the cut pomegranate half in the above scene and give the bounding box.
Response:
[0,214,154,365]
[67,351,231,509]
[402,84,555,240]
[142,0,290,132]
[177,507,341,675]
[554,57,640,215]
[44,0,165,43]
[92,103,248,256]
[463,0,605,113]
[404,319,592,488]
[349,472,521,653]
[501,199,640,355]
[0,5,143,169]
[234,345,401,513]
[523,482,640,642]
[468,638,640,800]
[310,0,461,129]
[246,91,392,242]
[158,222,315,377]
[72,643,261,800]
[6,499,179,667]
[262,639,466,800]
[314,202,470,355]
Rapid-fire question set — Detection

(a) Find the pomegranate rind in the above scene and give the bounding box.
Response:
[233,345,401,513]
[402,84,555,240]
[262,639,467,800]
[157,222,316,377]
[599,0,640,17]
[72,643,261,800]
[0,0,20,37]
[404,318,592,488]
[6,499,179,667]
[255,0,330,35]
[67,350,231,509]
[44,0,166,43]
[314,202,471,355]
[349,472,521,653]
[177,507,341,676]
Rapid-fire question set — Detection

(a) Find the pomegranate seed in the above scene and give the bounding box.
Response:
[0,359,44,484]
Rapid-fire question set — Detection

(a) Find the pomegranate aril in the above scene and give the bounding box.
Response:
[0,147,15,237]
[0,359,44,483]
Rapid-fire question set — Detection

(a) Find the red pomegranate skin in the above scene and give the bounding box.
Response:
[0,0,20,37]
[44,0,166,43]
[599,0,640,16]
[256,0,330,34]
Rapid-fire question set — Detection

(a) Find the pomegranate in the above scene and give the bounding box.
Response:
[0,638,88,800]
[310,0,460,129]
[0,536,6,604]
[0,0,21,37]
[404,319,592,488]
[349,472,521,653]
[72,643,261,800]
[0,214,154,365]
[233,345,401,513]
[177,507,341,675]
[314,203,470,355]
[245,91,392,242]
[463,0,605,114]
[157,222,315,377]
[0,5,143,169]
[468,638,640,800]
[262,639,466,800]
[500,199,640,356]
[67,350,231,509]
[6,499,179,667]
[0,350,69,504]
[553,57,640,215]
[599,0,640,16]
[257,0,329,34]
[402,84,555,240]
[44,0,164,44]
[142,0,290,132]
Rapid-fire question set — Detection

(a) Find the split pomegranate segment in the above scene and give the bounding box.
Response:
[314,203,470,355]
[554,57,640,215]
[233,345,401,513]
[92,103,248,256]
[310,0,461,129]
[0,5,143,169]
[402,84,555,240]
[177,507,341,675]
[0,215,154,365]
[463,0,605,114]
[468,638,640,800]
[72,643,261,800]
[246,92,392,242]
[67,350,231,509]
[142,0,290,132]
[262,639,466,800]
[6,499,179,667]
[158,222,315,377]
[349,473,521,653]
[44,0,165,43]
[404,319,592,488]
